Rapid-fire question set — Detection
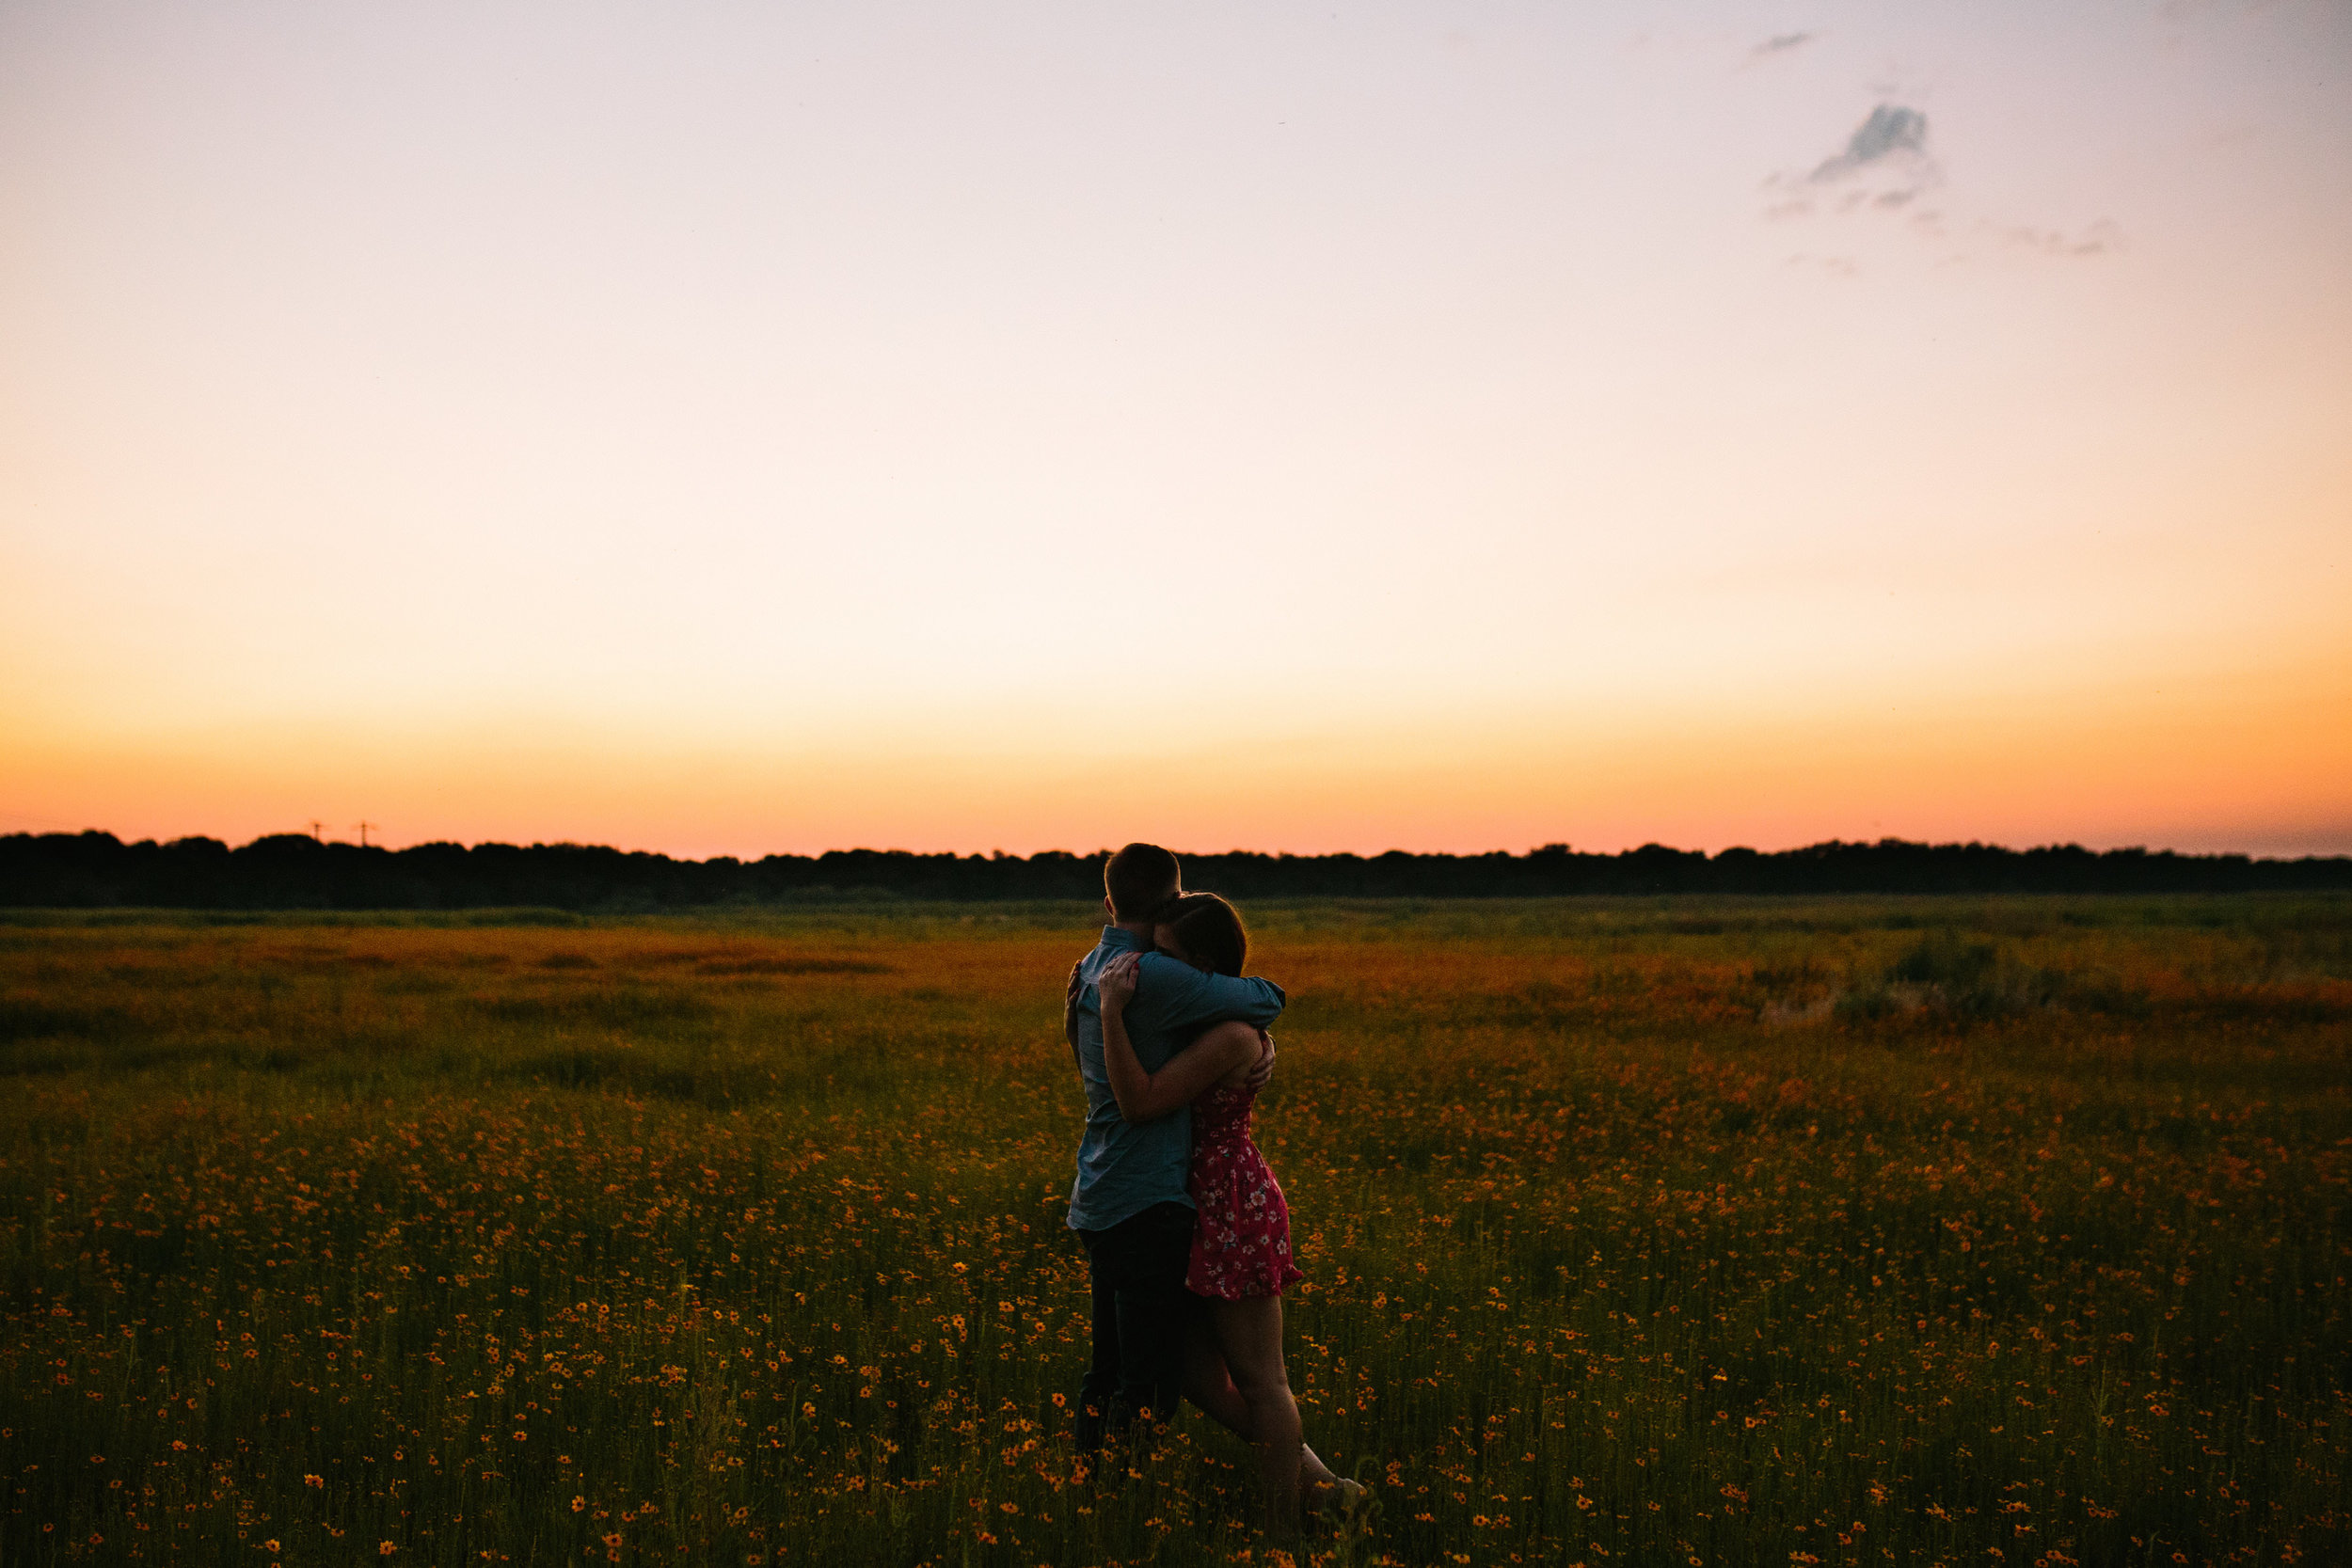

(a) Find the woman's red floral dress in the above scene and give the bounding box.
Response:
[1184,1075,1304,1299]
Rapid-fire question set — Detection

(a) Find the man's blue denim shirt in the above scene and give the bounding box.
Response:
[1065,926,1286,1233]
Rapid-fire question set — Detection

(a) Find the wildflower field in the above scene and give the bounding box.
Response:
[1,895,2346,1567]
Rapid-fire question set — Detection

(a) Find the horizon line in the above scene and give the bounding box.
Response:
[13,826,2350,866]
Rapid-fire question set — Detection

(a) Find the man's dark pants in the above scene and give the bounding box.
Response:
[1073,1200,1196,1453]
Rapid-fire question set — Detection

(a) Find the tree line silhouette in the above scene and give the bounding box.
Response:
[3,830,2347,911]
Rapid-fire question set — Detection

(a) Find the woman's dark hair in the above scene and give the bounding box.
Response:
[1159,892,1248,976]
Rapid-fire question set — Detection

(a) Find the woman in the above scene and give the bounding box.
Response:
[1094,892,1337,1528]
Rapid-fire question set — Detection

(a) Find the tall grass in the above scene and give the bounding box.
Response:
[1,896,2346,1565]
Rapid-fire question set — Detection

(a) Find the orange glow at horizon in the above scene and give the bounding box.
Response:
[7,647,2347,860]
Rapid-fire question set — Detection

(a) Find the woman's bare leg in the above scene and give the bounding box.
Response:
[1207,1295,1305,1528]
[1181,1318,1253,1434]
[1182,1317,1340,1487]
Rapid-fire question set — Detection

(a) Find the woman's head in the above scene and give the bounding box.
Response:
[1154,892,1248,976]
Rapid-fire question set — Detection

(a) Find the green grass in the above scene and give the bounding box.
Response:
[1,895,2346,1566]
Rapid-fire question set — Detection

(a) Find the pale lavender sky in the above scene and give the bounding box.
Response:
[3,1,2347,854]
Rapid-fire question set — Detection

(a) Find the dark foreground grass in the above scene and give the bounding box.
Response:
[1,896,2346,1567]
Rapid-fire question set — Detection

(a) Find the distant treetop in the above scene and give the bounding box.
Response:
[1,830,2345,910]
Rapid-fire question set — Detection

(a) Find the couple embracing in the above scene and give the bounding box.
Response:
[1060,842,1361,1528]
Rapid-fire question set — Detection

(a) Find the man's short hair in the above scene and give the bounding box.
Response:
[1104,842,1182,922]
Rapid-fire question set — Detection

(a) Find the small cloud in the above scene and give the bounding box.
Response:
[1760,100,1944,245]
[1784,252,1859,278]
[1750,31,1817,58]
[1764,102,1937,228]
[2073,222,2124,256]
[1989,218,2125,258]
[1810,104,1929,182]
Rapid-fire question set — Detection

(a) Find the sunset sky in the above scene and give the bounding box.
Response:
[3,1,2347,858]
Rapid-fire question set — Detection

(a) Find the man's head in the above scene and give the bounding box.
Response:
[1103,842,1181,926]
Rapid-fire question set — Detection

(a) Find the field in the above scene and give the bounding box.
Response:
[2,896,2347,1568]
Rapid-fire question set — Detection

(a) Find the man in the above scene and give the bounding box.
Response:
[1063,842,1284,1452]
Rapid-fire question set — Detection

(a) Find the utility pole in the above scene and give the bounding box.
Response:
[354,821,378,848]
[308,820,326,842]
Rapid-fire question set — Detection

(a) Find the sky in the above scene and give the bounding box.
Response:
[3,0,2347,858]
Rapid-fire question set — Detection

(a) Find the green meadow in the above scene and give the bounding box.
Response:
[1,896,2345,1566]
